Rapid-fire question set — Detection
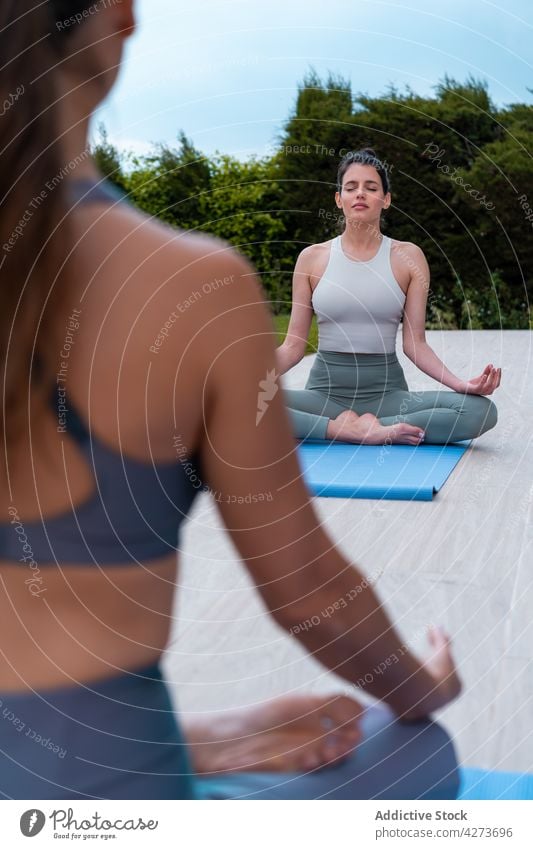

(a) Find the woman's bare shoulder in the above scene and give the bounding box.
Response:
[390,239,429,283]
[68,201,253,454]
[390,238,427,263]
[106,200,234,275]
[296,238,335,278]
[75,199,245,324]
[301,238,335,258]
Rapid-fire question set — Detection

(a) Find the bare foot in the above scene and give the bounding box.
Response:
[181,693,364,775]
[326,410,425,446]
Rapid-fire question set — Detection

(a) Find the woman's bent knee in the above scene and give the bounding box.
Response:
[356,706,459,800]
[476,397,498,435]
[462,395,498,438]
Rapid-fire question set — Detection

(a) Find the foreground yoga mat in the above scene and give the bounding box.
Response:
[458,767,533,800]
[296,439,471,501]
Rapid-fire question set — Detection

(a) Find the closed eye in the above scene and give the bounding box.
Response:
[344,185,378,192]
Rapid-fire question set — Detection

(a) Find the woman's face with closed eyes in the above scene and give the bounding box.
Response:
[335,163,391,223]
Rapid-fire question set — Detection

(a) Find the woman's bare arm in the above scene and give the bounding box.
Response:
[401,243,500,394]
[275,247,315,375]
[185,251,461,718]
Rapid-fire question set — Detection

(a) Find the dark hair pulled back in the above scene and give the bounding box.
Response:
[336,147,391,194]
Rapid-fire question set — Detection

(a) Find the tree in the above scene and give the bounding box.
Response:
[91,124,127,190]
[198,154,288,308]
[272,68,354,252]
[91,74,533,328]
[454,117,533,328]
[125,131,211,229]
[272,71,531,326]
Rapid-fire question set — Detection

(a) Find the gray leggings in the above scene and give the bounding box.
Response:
[196,703,459,800]
[284,351,498,443]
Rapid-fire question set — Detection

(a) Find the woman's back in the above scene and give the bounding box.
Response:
[0,175,272,690]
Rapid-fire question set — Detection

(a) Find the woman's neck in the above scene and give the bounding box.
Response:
[341,220,383,254]
[57,86,102,184]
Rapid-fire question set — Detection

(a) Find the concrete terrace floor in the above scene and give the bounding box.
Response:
[164,330,533,774]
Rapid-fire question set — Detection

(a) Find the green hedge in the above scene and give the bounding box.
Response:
[93,72,533,330]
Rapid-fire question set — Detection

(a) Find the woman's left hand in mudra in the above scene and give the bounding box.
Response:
[460,364,501,395]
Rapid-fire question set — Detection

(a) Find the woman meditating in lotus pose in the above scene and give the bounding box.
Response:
[277,148,501,445]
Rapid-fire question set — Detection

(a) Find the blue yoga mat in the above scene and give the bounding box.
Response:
[296,439,471,501]
[459,767,533,800]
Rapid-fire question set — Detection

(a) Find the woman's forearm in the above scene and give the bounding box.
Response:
[280,548,457,718]
[405,341,464,392]
[275,342,302,376]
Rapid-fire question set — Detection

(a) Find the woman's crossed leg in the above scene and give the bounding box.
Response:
[284,387,497,444]
[284,389,425,445]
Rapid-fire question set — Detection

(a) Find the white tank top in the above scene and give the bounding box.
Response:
[311,234,406,354]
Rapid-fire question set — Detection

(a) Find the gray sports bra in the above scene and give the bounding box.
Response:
[311,234,406,354]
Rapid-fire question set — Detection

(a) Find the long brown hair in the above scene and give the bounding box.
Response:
[0,1,93,453]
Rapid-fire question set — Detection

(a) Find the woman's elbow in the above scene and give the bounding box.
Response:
[402,336,426,361]
[401,342,416,362]
[283,341,305,366]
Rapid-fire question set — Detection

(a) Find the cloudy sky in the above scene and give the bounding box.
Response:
[93,0,533,160]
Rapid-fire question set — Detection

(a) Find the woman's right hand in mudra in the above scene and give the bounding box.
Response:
[460,364,501,396]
